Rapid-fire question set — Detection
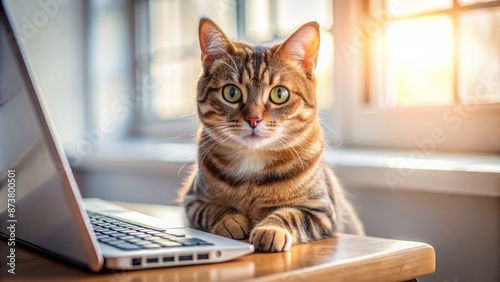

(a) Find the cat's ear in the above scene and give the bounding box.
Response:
[273,22,320,77]
[198,17,236,71]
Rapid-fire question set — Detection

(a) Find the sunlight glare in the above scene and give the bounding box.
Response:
[384,16,454,107]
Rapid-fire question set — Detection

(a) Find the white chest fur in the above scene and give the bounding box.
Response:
[231,150,268,177]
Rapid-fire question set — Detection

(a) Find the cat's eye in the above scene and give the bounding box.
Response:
[269,86,290,104]
[222,84,242,103]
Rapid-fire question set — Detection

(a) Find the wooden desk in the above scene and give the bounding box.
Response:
[0,202,435,282]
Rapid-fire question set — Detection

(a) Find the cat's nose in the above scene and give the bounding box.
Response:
[245,116,262,129]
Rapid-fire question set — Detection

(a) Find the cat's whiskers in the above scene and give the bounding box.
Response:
[283,131,318,154]
[276,130,314,156]
[178,160,190,178]
[175,111,198,120]
[199,128,225,156]
[217,47,240,76]
[274,132,305,171]
[277,130,322,170]
[199,125,235,163]
[157,119,199,142]
[199,134,232,164]
[216,60,239,77]
[318,119,344,149]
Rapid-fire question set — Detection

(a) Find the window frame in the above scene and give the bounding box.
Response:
[334,0,500,153]
[130,0,198,142]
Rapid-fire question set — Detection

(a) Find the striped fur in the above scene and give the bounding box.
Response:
[179,18,364,252]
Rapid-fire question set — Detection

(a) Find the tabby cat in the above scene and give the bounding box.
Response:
[179,17,364,252]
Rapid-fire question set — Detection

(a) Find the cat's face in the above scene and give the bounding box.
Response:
[197,18,320,149]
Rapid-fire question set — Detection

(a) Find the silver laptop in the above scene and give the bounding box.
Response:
[0,1,253,271]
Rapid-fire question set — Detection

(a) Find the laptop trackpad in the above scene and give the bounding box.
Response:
[82,198,184,230]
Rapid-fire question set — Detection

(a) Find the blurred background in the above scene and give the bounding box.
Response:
[4,0,500,281]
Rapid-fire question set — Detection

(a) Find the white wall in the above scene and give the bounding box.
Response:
[349,186,499,282]
[4,0,86,145]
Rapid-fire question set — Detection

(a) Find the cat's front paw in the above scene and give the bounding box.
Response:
[249,226,293,252]
[211,214,250,240]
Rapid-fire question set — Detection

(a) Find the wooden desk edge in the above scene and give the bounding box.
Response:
[247,241,436,282]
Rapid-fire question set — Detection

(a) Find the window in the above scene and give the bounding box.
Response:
[336,0,500,153]
[370,0,500,108]
[133,0,334,141]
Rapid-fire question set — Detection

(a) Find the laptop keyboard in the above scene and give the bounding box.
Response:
[88,212,213,251]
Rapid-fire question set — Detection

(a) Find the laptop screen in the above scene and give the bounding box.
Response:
[0,1,101,270]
